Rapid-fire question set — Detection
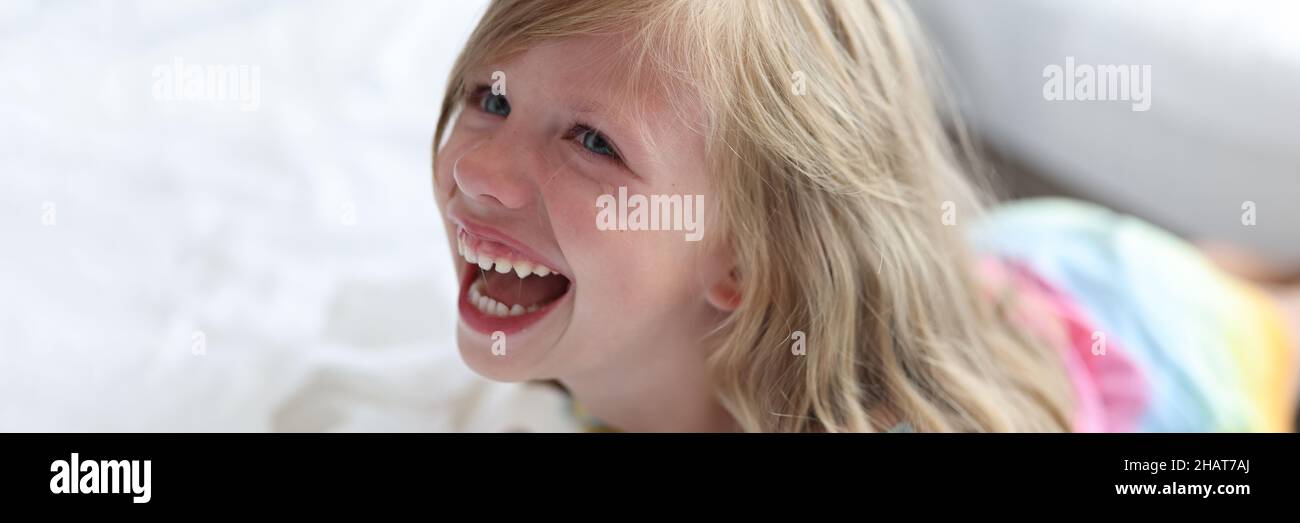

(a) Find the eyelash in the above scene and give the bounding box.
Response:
[564,123,623,165]
[466,83,627,169]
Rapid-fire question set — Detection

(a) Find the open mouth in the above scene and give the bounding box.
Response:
[456,228,572,334]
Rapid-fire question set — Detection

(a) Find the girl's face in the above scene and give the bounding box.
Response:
[434,36,736,382]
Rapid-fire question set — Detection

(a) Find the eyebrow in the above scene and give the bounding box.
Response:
[568,98,608,115]
[462,69,611,119]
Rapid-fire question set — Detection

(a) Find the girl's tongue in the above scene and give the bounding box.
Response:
[477,268,570,307]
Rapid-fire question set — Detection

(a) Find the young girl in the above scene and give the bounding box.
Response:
[431,0,1299,432]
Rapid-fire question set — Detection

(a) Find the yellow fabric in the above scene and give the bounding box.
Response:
[1222,277,1296,432]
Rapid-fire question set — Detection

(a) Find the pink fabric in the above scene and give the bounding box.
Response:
[978,259,1149,432]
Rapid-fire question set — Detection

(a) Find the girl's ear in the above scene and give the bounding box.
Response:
[706,268,742,311]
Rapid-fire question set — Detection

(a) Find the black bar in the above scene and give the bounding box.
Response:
[2,434,1294,510]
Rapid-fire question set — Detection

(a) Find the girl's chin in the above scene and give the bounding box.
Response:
[454,291,574,382]
[455,325,551,382]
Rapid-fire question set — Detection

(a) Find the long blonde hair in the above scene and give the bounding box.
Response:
[435,0,1074,432]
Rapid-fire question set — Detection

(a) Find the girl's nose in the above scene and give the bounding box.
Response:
[451,135,535,210]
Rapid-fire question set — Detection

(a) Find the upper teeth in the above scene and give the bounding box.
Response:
[457,236,556,279]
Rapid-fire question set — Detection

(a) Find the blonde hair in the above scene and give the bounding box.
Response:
[434,0,1074,432]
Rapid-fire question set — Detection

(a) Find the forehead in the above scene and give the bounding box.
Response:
[478,35,660,116]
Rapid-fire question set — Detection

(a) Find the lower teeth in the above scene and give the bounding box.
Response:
[468,280,542,317]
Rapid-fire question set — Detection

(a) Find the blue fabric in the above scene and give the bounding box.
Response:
[971,198,1253,432]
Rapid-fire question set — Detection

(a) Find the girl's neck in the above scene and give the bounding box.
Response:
[559,344,739,432]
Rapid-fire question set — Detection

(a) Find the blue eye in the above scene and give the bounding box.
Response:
[481,92,510,116]
[578,128,617,158]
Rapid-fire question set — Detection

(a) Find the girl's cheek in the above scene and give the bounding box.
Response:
[542,187,596,253]
[434,157,450,195]
[434,136,472,199]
